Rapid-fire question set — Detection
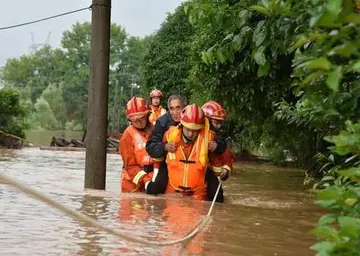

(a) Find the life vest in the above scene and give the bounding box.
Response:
[149,105,166,125]
[122,125,154,186]
[165,120,214,192]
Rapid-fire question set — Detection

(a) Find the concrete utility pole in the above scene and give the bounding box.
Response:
[84,0,111,190]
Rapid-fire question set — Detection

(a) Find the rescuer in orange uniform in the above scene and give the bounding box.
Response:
[119,97,155,193]
[201,101,235,181]
[148,89,167,125]
[163,104,217,200]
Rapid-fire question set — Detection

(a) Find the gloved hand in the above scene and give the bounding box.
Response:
[220,168,230,181]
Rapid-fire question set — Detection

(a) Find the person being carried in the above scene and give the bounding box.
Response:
[163,104,217,200]
[202,101,236,183]
[148,89,167,125]
[145,95,227,201]
[119,97,155,193]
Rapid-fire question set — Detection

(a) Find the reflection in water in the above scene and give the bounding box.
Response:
[0,148,322,256]
[116,197,167,255]
[159,199,208,256]
[73,195,110,256]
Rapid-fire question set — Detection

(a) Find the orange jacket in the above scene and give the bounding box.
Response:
[209,147,236,176]
[119,125,154,192]
[163,125,215,200]
[149,105,167,125]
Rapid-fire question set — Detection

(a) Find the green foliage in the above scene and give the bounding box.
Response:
[279,0,360,255]
[277,0,360,134]
[0,89,27,138]
[1,22,144,132]
[32,97,59,130]
[141,4,194,100]
[2,46,65,103]
[41,84,67,129]
[184,0,318,165]
[65,120,83,131]
[310,122,360,256]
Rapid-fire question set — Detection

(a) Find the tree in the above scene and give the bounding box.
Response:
[41,83,67,129]
[0,89,27,142]
[181,0,318,165]
[60,22,128,130]
[32,97,59,130]
[109,36,152,131]
[141,4,194,100]
[2,46,66,103]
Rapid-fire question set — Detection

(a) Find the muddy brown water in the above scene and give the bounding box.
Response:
[0,148,323,256]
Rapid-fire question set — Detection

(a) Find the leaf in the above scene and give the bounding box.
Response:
[350,61,360,72]
[298,57,332,71]
[326,0,342,16]
[339,168,360,178]
[310,241,335,253]
[311,11,341,28]
[236,10,250,28]
[253,21,266,47]
[343,13,360,24]
[321,176,335,181]
[216,49,226,63]
[222,33,234,43]
[344,198,358,206]
[333,145,350,155]
[318,214,336,226]
[254,46,266,66]
[338,216,360,238]
[345,154,358,164]
[329,43,357,58]
[233,34,242,45]
[201,51,209,65]
[312,226,339,240]
[257,61,270,77]
[293,35,311,49]
[317,187,339,201]
[326,67,342,92]
[248,5,270,15]
[301,71,323,86]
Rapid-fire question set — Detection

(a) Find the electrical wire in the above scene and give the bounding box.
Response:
[0,6,92,31]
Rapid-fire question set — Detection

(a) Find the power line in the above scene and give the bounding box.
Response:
[0,6,92,31]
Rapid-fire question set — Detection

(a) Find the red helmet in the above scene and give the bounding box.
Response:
[201,101,227,120]
[149,89,163,98]
[125,97,149,119]
[180,104,205,130]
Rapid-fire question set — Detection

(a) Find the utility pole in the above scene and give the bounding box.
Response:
[84,0,111,190]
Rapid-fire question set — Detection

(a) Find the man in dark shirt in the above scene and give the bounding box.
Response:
[145,95,226,202]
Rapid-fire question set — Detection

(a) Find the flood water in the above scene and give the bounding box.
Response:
[0,148,323,256]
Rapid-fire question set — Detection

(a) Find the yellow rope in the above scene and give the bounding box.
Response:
[0,172,221,247]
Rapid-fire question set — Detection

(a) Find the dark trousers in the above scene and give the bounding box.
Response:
[146,161,168,195]
[205,168,224,203]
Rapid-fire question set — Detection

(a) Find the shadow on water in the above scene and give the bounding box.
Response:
[0,148,323,256]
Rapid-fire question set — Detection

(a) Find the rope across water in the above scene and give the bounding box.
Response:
[0,172,221,247]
